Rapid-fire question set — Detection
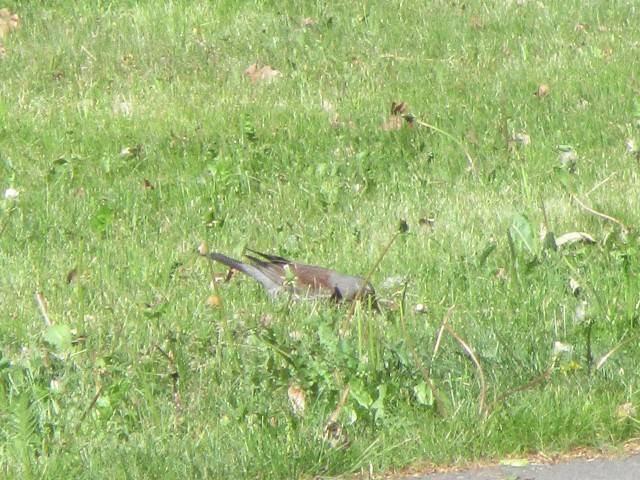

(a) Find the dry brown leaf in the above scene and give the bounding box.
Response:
[391,101,408,115]
[243,63,282,84]
[419,217,435,229]
[287,385,306,416]
[535,84,549,99]
[616,402,637,419]
[555,231,596,247]
[66,268,79,285]
[466,131,479,145]
[383,115,405,131]
[0,8,19,40]
[470,16,484,28]
[205,294,221,308]
[323,422,350,450]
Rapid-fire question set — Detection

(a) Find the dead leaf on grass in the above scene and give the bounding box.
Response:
[287,385,306,416]
[243,63,282,84]
[391,101,408,115]
[470,16,484,28]
[383,101,414,131]
[0,8,19,40]
[66,268,79,285]
[555,231,596,247]
[205,294,221,308]
[383,115,405,131]
[535,84,549,99]
[466,130,479,145]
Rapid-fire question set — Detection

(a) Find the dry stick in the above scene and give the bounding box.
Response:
[570,193,630,233]
[155,344,181,413]
[412,118,476,173]
[443,323,486,414]
[340,227,403,336]
[483,367,554,417]
[431,305,451,363]
[75,386,104,433]
[35,291,53,327]
[539,193,550,233]
[585,172,617,196]
[400,303,448,418]
[326,385,350,426]
[596,333,640,370]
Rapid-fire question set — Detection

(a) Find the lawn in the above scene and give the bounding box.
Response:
[1,1,640,478]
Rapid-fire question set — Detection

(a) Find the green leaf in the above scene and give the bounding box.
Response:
[510,214,536,255]
[413,381,432,405]
[90,204,115,234]
[542,230,557,252]
[477,241,497,266]
[43,324,73,351]
[370,384,388,420]
[349,377,373,409]
[553,165,572,189]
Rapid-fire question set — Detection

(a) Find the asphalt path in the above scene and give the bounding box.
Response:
[401,453,640,480]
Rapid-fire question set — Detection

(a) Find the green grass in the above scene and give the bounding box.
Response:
[2,1,640,478]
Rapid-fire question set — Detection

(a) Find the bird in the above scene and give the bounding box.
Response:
[207,248,377,307]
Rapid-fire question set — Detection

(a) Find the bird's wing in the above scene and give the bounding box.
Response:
[245,248,292,266]
[209,252,283,293]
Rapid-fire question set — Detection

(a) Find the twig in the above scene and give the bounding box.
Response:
[327,385,350,425]
[412,117,476,172]
[443,323,486,414]
[596,333,640,370]
[483,367,554,417]
[585,172,617,196]
[340,223,406,336]
[155,344,181,413]
[570,193,630,233]
[400,301,448,417]
[539,193,550,233]
[431,307,449,363]
[35,291,52,327]
[75,386,103,432]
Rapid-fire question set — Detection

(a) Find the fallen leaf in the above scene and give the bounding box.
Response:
[382,115,404,131]
[0,8,19,40]
[535,84,549,98]
[323,422,350,450]
[513,132,531,146]
[66,268,78,285]
[205,295,221,308]
[470,16,484,28]
[568,278,581,297]
[555,231,596,247]
[466,130,479,145]
[494,267,507,279]
[419,217,435,229]
[616,402,637,419]
[243,63,282,84]
[391,101,408,115]
[142,179,154,190]
[287,385,306,416]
